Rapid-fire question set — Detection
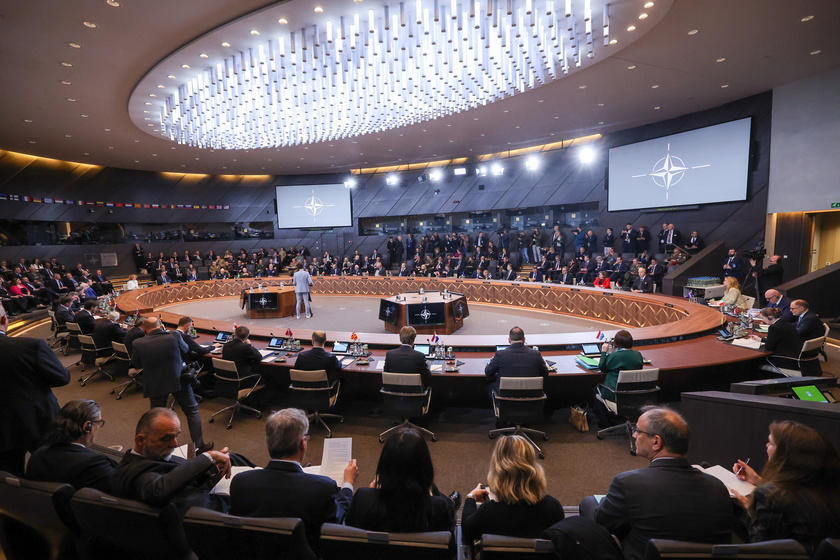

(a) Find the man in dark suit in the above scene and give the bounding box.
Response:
[295,330,343,380]
[722,248,743,278]
[580,407,733,560]
[384,326,432,388]
[683,231,705,254]
[484,327,549,397]
[47,273,70,295]
[631,267,654,293]
[73,299,98,334]
[555,266,574,285]
[230,408,357,550]
[123,316,146,355]
[647,258,664,293]
[157,270,175,285]
[764,289,795,323]
[221,325,263,377]
[751,254,784,305]
[790,299,826,342]
[91,311,126,353]
[0,305,70,475]
[111,408,231,514]
[91,269,114,295]
[501,263,518,281]
[174,316,217,361]
[132,317,210,452]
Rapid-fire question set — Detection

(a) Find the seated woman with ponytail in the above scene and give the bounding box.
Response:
[26,399,117,492]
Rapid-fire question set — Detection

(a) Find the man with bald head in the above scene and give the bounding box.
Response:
[131,317,211,453]
[294,330,343,380]
[580,406,733,560]
[764,289,794,323]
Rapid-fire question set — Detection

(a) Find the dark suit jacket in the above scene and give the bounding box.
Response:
[221,338,263,376]
[91,319,126,350]
[384,344,432,387]
[230,460,352,549]
[111,451,225,514]
[123,326,145,355]
[54,305,75,328]
[47,278,70,294]
[723,256,743,277]
[795,311,825,342]
[484,342,549,389]
[0,334,70,454]
[131,329,188,398]
[74,309,96,334]
[764,320,801,359]
[594,457,733,560]
[295,347,343,379]
[346,487,454,533]
[770,295,795,323]
[461,495,564,544]
[632,275,653,293]
[176,329,212,360]
[26,442,117,492]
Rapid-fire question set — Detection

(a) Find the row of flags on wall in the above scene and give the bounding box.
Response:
[0,193,229,210]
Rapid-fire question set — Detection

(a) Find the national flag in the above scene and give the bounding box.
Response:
[285,327,293,337]
[350,331,358,341]
[233,323,238,331]
[430,332,439,343]
[596,331,605,341]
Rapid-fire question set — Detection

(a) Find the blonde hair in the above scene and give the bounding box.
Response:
[724,276,741,290]
[487,435,546,505]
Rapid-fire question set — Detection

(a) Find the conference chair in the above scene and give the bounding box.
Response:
[741,295,756,309]
[65,321,82,354]
[379,372,436,443]
[210,357,264,429]
[319,523,455,560]
[595,368,660,455]
[0,472,80,560]
[644,538,809,560]
[289,369,343,438]
[47,310,70,355]
[760,336,826,378]
[109,342,143,399]
[77,335,116,386]
[70,487,192,560]
[813,539,840,560]
[490,377,548,459]
[182,507,316,560]
[474,535,556,560]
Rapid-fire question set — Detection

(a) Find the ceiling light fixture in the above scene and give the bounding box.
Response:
[83,21,97,28]
[105,0,120,6]
[69,42,82,48]
[151,0,614,150]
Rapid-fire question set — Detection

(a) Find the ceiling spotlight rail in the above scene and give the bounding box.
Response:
[160,0,612,150]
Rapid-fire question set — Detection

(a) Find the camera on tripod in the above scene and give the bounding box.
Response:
[742,245,766,262]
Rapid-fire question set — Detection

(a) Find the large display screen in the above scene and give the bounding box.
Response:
[247,292,278,310]
[608,118,752,211]
[407,302,446,327]
[275,183,353,229]
[379,299,400,325]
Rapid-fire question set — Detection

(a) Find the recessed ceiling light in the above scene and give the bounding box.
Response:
[801,15,814,22]
[23,119,32,123]
[314,6,324,13]
[627,25,636,31]
[181,64,190,69]
[61,62,73,67]
[627,65,636,69]
[199,53,209,58]
[80,114,89,118]
[67,98,77,102]
[83,21,97,28]
[144,102,152,106]
[597,103,605,107]
[108,146,114,149]
[278,18,288,24]
[61,80,72,85]
[644,2,654,8]
[84,152,90,155]
[104,128,111,131]
[716,57,726,62]
[688,29,699,35]
[157,85,165,89]
[221,42,231,47]
[654,106,660,110]
[810,50,821,55]
[720,84,729,88]
[64,135,72,138]
[638,13,648,19]
[69,42,82,48]
[250,30,260,36]
[651,84,659,88]
[579,85,587,89]
[609,39,618,45]
[134,140,140,143]
[106,0,120,6]
[598,121,604,125]
[167,75,176,79]
[29,140,36,144]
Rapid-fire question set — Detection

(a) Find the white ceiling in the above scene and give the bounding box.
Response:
[1,0,838,176]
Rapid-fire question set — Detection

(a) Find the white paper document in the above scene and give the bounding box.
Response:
[730,337,762,350]
[693,464,756,498]
[320,437,353,485]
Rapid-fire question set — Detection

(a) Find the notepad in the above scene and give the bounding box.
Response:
[693,464,756,498]
[730,337,761,350]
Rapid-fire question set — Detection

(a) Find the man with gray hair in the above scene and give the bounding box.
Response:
[91,310,127,352]
[579,406,733,560]
[230,408,358,550]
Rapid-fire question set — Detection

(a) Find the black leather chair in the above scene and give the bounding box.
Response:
[644,538,810,559]
[595,368,660,455]
[70,487,192,560]
[109,341,143,399]
[319,523,454,560]
[379,372,435,443]
[210,357,264,429]
[289,369,343,438]
[475,535,556,560]
[182,507,316,560]
[78,334,115,386]
[0,472,80,560]
[490,377,547,459]
[813,538,840,560]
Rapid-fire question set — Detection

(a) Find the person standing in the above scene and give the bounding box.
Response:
[293,263,314,319]
[751,255,784,306]
[0,305,70,475]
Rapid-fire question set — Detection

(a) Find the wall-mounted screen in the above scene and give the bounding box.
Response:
[407,302,446,326]
[608,117,752,211]
[275,183,353,229]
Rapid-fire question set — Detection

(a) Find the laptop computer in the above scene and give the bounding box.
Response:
[214,331,232,343]
[413,343,431,357]
[331,341,350,355]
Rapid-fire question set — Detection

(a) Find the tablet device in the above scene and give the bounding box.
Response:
[581,343,601,356]
[215,331,232,343]
[790,385,829,403]
[267,337,284,350]
[496,345,509,352]
[332,341,349,354]
[413,344,431,356]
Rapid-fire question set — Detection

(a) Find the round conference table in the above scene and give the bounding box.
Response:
[116,276,769,406]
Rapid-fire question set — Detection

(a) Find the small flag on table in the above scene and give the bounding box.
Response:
[430,332,439,343]
[350,331,358,341]
[285,327,293,338]
[596,331,606,341]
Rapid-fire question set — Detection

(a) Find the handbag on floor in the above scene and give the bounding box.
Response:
[569,404,590,432]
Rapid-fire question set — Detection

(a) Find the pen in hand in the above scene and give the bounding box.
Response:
[735,458,750,476]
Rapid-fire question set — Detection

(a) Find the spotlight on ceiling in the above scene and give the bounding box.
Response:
[578,146,596,164]
[476,166,488,177]
[453,167,467,176]
[344,178,357,188]
[429,169,443,182]
[385,174,399,185]
[491,164,504,176]
[525,156,541,170]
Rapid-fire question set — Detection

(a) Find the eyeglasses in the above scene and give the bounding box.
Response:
[90,419,106,428]
[631,425,658,438]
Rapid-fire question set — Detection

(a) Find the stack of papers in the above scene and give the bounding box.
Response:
[575,355,600,370]
[730,337,762,350]
[693,464,756,498]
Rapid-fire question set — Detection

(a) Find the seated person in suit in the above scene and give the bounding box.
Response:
[230,408,358,550]
[461,435,564,547]
[295,330,343,380]
[346,427,456,533]
[91,311,127,352]
[26,399,117,492]
[731,420,840,555]
[384,326,431,388]
[630,267,653,293]
[484,326,549,397]
[221,325,263,377]
[751,307,801,369]
[579,407,733,560]
[763,289,795,323]
[54,295,76,332]
[591,330,644,428]
[73,299,98,334]
[110,407,232,514]
[91,269,114,295]
[790,299,825,342]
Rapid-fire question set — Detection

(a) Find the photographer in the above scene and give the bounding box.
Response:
[750,254,784,307]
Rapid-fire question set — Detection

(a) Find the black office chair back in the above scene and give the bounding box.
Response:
[813,538,840,560]
[182,507,316,560]
[319,523,454,560]
[495,377,546,425]
[613,369,660,419]
[70,487,192,560]
[211,357,260,400]
[381,373,428,419]
[476,535,556,560]
[644,538,810,560]
[0,472,79,560]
